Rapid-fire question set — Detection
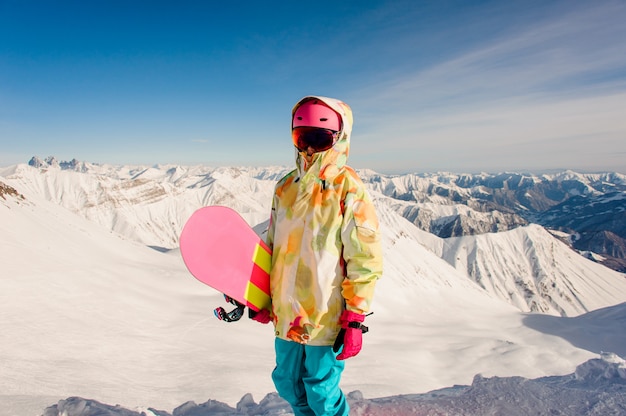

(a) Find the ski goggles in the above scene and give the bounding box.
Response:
[292,127,339,153]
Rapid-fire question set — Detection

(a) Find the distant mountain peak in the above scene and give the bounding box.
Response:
[28,156,88,172]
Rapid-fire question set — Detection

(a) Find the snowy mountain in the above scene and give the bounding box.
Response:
[431,224,625,315]
[3,158,625,316]
[1,158,626,415]
[360,170,626,272]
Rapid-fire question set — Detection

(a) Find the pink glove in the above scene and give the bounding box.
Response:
[333,310,368,360]
[249,308,272,324]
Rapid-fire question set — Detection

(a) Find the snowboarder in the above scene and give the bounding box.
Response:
[251,96,383,415]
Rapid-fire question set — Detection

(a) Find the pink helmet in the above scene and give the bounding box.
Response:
[292,99,341,131]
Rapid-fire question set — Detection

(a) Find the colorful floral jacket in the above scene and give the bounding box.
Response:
[266,96,383,346]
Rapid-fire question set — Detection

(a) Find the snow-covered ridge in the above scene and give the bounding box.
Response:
[0,180,24,202]
[2,161,285,250]
[42,352,626,415]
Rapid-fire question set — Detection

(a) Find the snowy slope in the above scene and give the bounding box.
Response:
[424,224,626,316]
[0,184,277,413]
[2,178,622,415]
[2,163,626,415]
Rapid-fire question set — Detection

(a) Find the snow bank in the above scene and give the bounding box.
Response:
[40,354,626,416]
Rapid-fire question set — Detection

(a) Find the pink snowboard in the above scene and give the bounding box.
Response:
[179,206,271,312]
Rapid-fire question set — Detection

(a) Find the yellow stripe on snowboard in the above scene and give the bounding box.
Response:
[252,243,271,274]
[245,281,271,310]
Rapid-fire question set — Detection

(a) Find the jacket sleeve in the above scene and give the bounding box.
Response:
[340,178,383,314]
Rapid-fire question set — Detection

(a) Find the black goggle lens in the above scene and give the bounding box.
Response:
[292,127,338,153]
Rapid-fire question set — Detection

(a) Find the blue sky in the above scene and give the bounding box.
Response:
[1,0,625,174]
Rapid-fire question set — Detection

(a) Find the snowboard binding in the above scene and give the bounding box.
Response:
[214,295,246,322]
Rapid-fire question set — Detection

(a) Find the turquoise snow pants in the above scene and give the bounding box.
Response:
[272,338,349,416]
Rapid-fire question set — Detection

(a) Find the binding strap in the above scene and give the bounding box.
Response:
[214,295,246,322]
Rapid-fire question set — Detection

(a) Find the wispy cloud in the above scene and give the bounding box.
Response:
[370,3,626,107]
[351,2,626,173]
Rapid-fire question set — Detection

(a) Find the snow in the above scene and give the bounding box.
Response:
[1,163,626,415]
